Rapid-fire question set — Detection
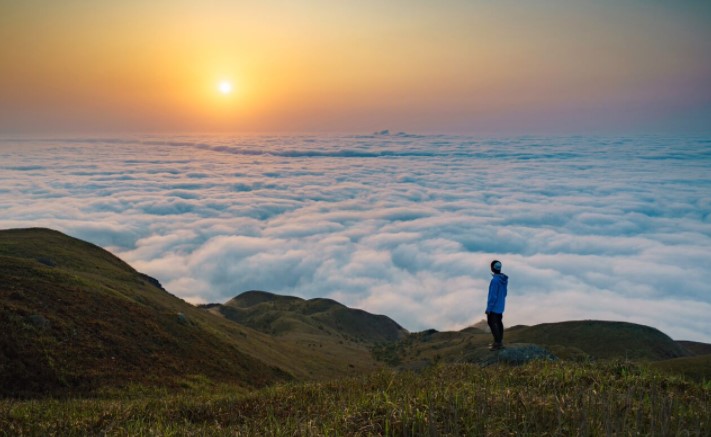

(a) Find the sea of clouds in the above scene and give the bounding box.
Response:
[1,133,710,341]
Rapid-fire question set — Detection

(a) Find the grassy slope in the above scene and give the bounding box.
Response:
[677,340,711,356]
[0,228,383,396]
[206,290,407,343]
[650,355,711,382]
[0,228,294,396]
[2,361,708,435]
[507,320,690,360]
[377,320,691,369]
[203,290,405,380]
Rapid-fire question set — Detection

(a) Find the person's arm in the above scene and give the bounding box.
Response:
[486,279,498,313]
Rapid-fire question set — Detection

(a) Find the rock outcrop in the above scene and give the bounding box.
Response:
[461,343,557,367]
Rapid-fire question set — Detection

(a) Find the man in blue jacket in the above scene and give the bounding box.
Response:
[486,260,508,351]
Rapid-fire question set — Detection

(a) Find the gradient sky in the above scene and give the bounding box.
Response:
[1,0,710,134]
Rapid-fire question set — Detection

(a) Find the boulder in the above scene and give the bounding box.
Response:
[461,343,557,367]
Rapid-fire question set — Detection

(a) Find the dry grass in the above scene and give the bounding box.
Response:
[1,360,708,436]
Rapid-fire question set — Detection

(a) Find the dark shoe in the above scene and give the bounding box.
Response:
[489,342,503,351]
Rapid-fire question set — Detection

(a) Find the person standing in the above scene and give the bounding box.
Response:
[486,260,508,351]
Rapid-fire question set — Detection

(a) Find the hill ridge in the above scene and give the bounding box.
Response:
[206,290,408,344]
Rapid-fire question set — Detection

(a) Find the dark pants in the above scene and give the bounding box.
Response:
[487,312,504,344]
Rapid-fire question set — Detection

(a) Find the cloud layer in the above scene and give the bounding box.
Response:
[2,134,710,341]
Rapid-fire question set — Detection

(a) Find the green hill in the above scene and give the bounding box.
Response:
[650,354,711,382]
[0,228,387,397]
[677,340,711,356]
[204,290,407,344]
[0,228,295,396]
[376,320,691,369]
[506,320,690,360]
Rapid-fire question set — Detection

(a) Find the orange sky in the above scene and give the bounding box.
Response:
[1,0,710,134]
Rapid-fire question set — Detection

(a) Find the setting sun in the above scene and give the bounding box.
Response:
[218,80,233,94]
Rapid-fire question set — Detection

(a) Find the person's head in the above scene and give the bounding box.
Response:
[490,260,502,274]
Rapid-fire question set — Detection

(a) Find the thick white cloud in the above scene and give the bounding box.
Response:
[1,135,710,341]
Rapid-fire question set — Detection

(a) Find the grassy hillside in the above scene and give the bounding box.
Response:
[202,290,405,381]
[204,290,407,344]
[0,228,294,396]
[507,320,689,360]
[2,227,703,400]
[650,355,711,382]
[678,340,711,356]
[375,320,691,369]
[2,361,708,435]
[0,228,388,397]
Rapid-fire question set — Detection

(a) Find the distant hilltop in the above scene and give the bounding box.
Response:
[371,129,423,137]
[201,290,407,343]
[1,227,709,397]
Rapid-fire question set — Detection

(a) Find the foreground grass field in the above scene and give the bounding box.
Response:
[1,361,708,436]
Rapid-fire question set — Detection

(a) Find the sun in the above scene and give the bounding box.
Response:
[218,80,233,94]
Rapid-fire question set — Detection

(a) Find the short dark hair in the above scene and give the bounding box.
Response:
[491,260,502,273]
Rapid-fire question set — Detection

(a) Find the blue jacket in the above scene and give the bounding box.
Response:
[486,273,508,314]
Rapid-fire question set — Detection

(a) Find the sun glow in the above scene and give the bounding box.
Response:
[218,81,233,94]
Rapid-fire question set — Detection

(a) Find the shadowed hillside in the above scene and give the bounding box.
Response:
[677,340,711,356]
[203,290,407,344]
